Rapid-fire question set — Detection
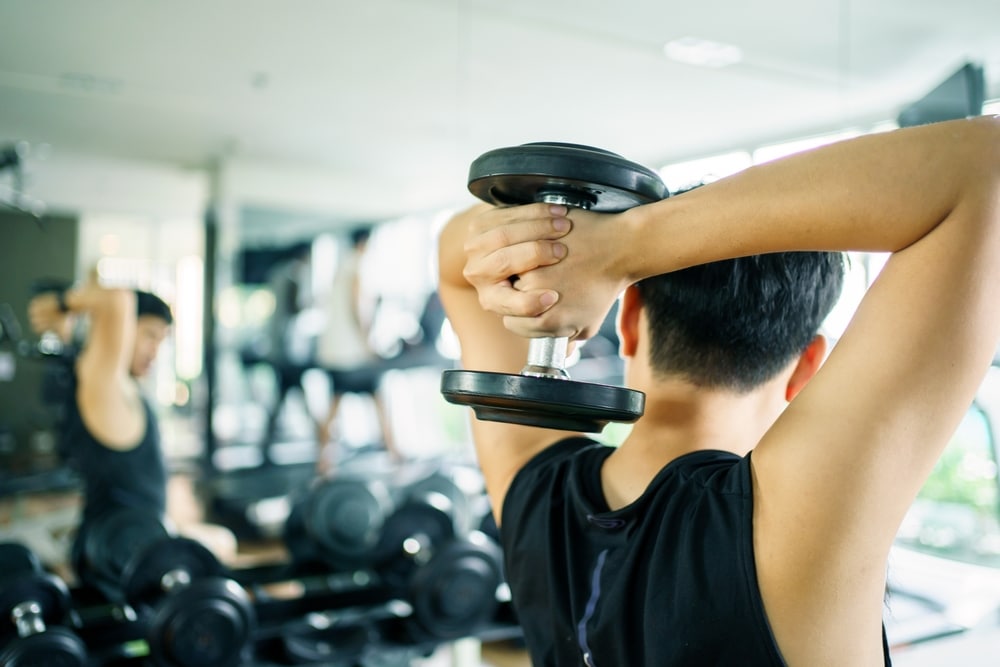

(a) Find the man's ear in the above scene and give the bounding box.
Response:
[785,334,828,402]
[617,285,642,358]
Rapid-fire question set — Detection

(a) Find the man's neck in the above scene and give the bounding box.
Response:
[600,379,785,510]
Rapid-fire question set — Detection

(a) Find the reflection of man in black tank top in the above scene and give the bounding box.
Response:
[28,283,172,560]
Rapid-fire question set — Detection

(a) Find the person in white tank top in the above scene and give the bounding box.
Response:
[314,227,397,472]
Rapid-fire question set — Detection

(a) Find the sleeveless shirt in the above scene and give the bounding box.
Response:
[60,373,167,524]
[500,437,892,666]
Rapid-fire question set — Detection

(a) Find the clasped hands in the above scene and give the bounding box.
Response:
[460,203,631,342]
[27,292,68,336]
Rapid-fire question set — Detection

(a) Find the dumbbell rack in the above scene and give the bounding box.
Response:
[21,459,523,666]
[62,546,522,666]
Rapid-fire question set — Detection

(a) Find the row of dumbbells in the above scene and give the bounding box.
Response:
[0,542,88,666]
[1,461,515,666]
[272,458,511,661]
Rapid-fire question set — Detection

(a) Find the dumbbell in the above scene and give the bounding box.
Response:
[284,473,398,571]
[406,466,474,535]
[284,461,461,573]
[400,531,506,642]
[73,506,172,597]
[119,536,255,667]
[0,543,87,667]
[372,470,471,588]
[441,142,668,432]
[277,602,382,666]
[279,532,505,657]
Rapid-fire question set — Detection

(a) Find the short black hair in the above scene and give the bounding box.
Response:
[635,251,845,392]
[349,226,372,247]
[135,290,173,325]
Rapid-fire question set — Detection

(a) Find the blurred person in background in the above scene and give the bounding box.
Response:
[314,226,398,473]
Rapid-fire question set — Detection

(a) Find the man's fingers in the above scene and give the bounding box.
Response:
[476,284,560,318]
[468,203,569,237]
[464,240,567,285]
[465,213,571,257]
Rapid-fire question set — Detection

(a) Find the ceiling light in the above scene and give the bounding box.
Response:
[663,37,743,68]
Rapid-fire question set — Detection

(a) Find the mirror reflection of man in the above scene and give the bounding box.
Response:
[28,281,172,572]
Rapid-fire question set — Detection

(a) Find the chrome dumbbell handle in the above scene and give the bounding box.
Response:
[11,600,45,636]
[161,568,192,592]
[522,337,570,379]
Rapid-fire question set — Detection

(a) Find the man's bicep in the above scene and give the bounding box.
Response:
[439,283,572,519]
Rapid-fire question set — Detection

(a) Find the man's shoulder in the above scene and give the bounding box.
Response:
[519,436,604,469]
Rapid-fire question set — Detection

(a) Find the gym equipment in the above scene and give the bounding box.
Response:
[373,495,459,589]
[403,531,505,642]
[284,460,478,574]
[264,461,512,656]
[0,542,87,666]
[0,542,42,575]
[405,467,472,536]
[200,461,314,541]
[119,536,255,667]
[75,506,171,596]
[284,473,397,571]
[264,531,507,660]
[278,603,381,665]
[441,142,668,432]
[0,141,46,219]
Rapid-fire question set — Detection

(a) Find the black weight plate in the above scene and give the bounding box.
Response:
[383,500,455,552]
[306,477,394,568]
[468,142,667,212]
[441,369,645,432]
[0,542,42,576]
[148,579,254,667]
[282,500,321,565]
[83,507,170,584]
[121,537,223,606]
[0,572,70,628]
[0,627,88,667]
[406,471,470,535]
[409,535,503,640]
[375,501,457,588]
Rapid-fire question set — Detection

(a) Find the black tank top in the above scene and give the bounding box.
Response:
[60,372,167,523]
[500,438,892,666]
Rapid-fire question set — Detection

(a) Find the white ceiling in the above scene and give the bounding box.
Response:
[1,0,998,224]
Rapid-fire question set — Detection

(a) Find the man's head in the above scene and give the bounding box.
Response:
[349,226,373,252]
[132,290,172,378]
[631,252,845,393]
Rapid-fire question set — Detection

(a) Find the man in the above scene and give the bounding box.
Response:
[438,116,1000,666]
[315,226,398,472]
[28,281,172,568]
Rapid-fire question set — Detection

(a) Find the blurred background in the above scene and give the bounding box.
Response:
[1,1,999,665]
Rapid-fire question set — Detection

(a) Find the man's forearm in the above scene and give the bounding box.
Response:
[63,283,134,319]
[438,203,489,289]
[616,116,1000,283]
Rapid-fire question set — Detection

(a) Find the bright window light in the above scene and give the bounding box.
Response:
[983,99,1000,115]
[175,255,203,381]
[658,151,752,192]
[664,37,743,68]
[753,129,862,165]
